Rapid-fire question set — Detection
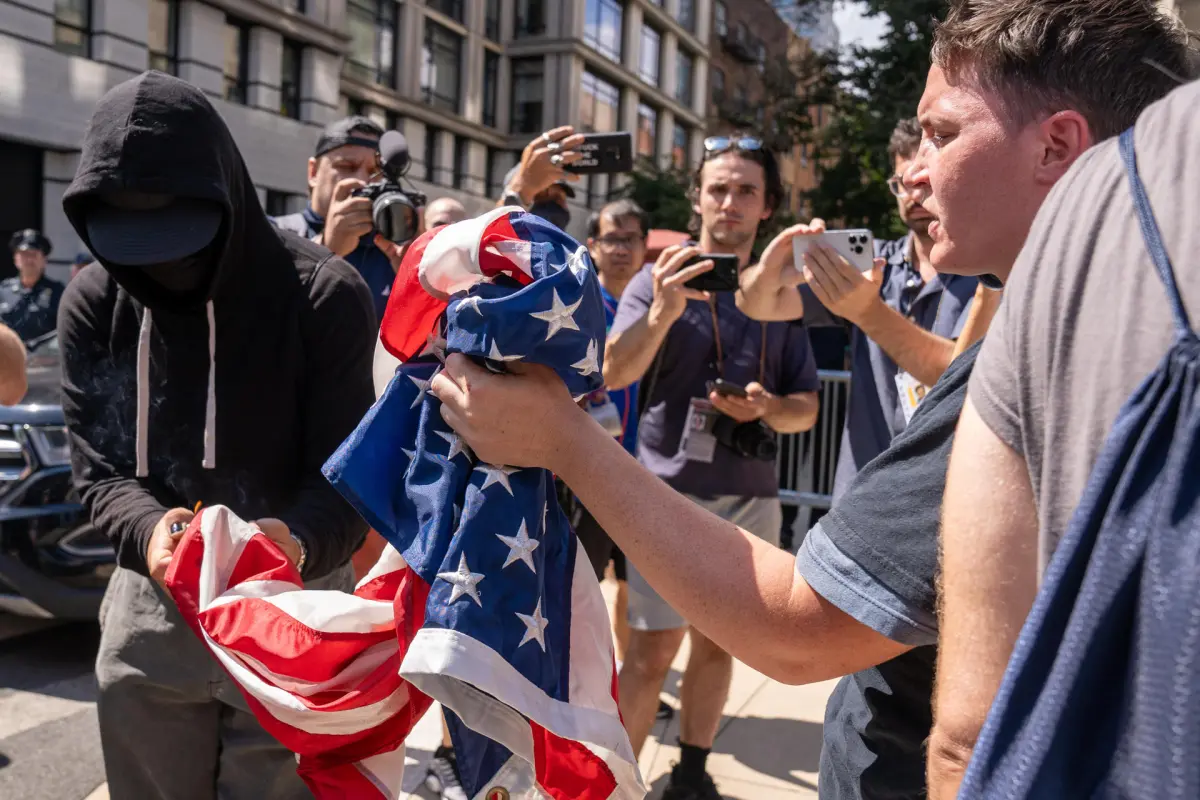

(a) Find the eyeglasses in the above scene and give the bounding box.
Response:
[703,136,764,157]
[593,234,643,250]
[887,175,910,198]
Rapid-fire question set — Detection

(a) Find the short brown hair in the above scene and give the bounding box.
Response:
[587,199,649,239]
[887,117,922,162]
[932,0,1192,140]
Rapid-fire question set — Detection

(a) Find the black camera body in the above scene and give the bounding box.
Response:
[712,416,778,462]
[354,130,427,244]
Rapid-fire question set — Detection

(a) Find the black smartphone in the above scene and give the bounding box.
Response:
[563,132,634,175]
[684,253,740,292]
[706,379,749,398]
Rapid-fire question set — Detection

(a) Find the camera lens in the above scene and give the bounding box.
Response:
[854,245,864,254]
[373,190,417,244]
[849,235,859,244]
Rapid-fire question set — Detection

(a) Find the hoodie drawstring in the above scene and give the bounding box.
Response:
[136,308,152,478]
[134,301,217,478]
[202,301,217,470]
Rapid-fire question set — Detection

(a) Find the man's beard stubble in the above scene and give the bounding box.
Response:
[708,227,755,248]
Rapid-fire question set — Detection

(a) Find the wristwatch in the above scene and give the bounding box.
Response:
[501,187,526,209]
[288,531,308,573]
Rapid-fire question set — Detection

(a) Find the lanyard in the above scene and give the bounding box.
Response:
[708,297,767,384]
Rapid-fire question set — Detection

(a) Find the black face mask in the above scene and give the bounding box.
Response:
[530,202,571,232]
[137,248,217,294]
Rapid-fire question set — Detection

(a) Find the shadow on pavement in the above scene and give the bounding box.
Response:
[713,715,823,787]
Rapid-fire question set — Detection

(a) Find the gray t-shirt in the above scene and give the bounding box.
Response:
[970,79,1200,571]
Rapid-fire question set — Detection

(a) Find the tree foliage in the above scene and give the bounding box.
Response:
[801,0,949,237]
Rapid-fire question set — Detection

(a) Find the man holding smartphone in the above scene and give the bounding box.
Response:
[601,136,820,800]
[795,119,979,499]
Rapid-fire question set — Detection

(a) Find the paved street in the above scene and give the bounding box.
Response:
[0,617,105,800]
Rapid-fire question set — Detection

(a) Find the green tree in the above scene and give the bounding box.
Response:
[615,157,694,233]
[803,0,949,237]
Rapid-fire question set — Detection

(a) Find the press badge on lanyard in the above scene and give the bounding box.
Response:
[681,299,767,464]
[895,371,928,423]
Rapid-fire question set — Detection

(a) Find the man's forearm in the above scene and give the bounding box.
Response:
[602,311,672,390]
[856,301,956,387]
[554,417,909,683]
[736,265,805,322]
[765,391,819,434]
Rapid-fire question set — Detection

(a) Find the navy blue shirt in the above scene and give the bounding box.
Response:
[272,207,394,323]
[802,235,977,499]
[611,265,820,499]
[0,275,65,343]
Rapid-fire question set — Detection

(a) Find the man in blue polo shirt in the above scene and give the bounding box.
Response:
[802,118,977,498]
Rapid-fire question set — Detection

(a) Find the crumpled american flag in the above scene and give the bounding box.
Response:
[167,207,645,800]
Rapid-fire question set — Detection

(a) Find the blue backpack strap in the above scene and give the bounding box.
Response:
[1119,127,1192,335]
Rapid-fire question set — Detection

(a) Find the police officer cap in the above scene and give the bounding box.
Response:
[8,229,51,256]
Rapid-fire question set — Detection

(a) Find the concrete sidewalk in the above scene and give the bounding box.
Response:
[399,636,833,799]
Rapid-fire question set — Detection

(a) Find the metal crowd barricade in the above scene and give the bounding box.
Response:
[777,370,851,519]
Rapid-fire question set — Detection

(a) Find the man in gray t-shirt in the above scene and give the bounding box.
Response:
[933,77,1199,796]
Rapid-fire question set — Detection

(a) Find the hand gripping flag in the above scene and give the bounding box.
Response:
[167,207,644,800]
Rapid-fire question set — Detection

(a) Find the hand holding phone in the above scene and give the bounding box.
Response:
[793,229,876,273]
[563,132,634,175]
[706,379,749,398]
[683,254,740,292]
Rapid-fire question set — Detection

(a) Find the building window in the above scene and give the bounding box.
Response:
[280,40,303,119]
[345,95,367,115]
[385,110,403,130]
[672,122,689,169]
[54,0,91,57]
[421,21,463,113]
[427,0,463,23]
[485,0,500,40]
[676,50,693,106]
[223,18,251,104]
[639,25,660,86]
[713,1,727,37]
[453,136,470,191]
[636,103,657,158]
[346,0,397,87]
[510,57,544,134]
[486,148,501,198]
[584,0,623,62]
[676,0,694,32]
[580,70,620,132]
[265,190,295,217]
[483,50,500,128]
[515,0,546,38]
[424,127,441,183]
[711,66,725,103]
[755,39,766,73]
[283,0,306,12]
[147,0,178,74]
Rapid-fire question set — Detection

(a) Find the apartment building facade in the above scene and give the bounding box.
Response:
[706,0,822,218]
[0,0,711,275]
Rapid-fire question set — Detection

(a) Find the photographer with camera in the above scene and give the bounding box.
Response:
[274,116,425,322]
[601,136,819,799]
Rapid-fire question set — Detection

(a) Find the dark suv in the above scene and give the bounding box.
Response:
[0,333,112,619]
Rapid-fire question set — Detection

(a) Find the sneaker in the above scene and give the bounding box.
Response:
[661,763,722,800]
[656,699,675,721]
[424,750,468,800]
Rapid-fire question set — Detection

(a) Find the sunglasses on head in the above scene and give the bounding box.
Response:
[703,136,764,157]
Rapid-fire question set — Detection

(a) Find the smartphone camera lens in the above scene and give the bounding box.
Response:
[854,245,864,254]
[849,235,859,244]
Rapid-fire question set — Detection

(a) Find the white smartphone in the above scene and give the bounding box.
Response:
[793,229,876,274]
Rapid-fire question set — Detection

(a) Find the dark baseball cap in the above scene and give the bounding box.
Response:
[8,229,51,256]
[502,166,576,200]
[85,194,222,266]
[315,116,384,158]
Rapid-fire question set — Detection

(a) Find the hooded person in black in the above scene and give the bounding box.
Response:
[59,71,377,799]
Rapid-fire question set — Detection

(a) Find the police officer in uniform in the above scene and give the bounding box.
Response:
[3,230,65,344]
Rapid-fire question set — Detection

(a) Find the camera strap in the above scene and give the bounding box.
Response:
[709,297,766,385]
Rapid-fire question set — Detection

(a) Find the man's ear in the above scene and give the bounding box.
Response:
[1036,110,1092,186]
[306,157,319,193]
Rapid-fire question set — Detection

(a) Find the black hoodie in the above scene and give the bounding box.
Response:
[59,71,377,579]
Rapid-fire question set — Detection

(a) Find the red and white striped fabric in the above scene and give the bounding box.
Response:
[166,505,433,798]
